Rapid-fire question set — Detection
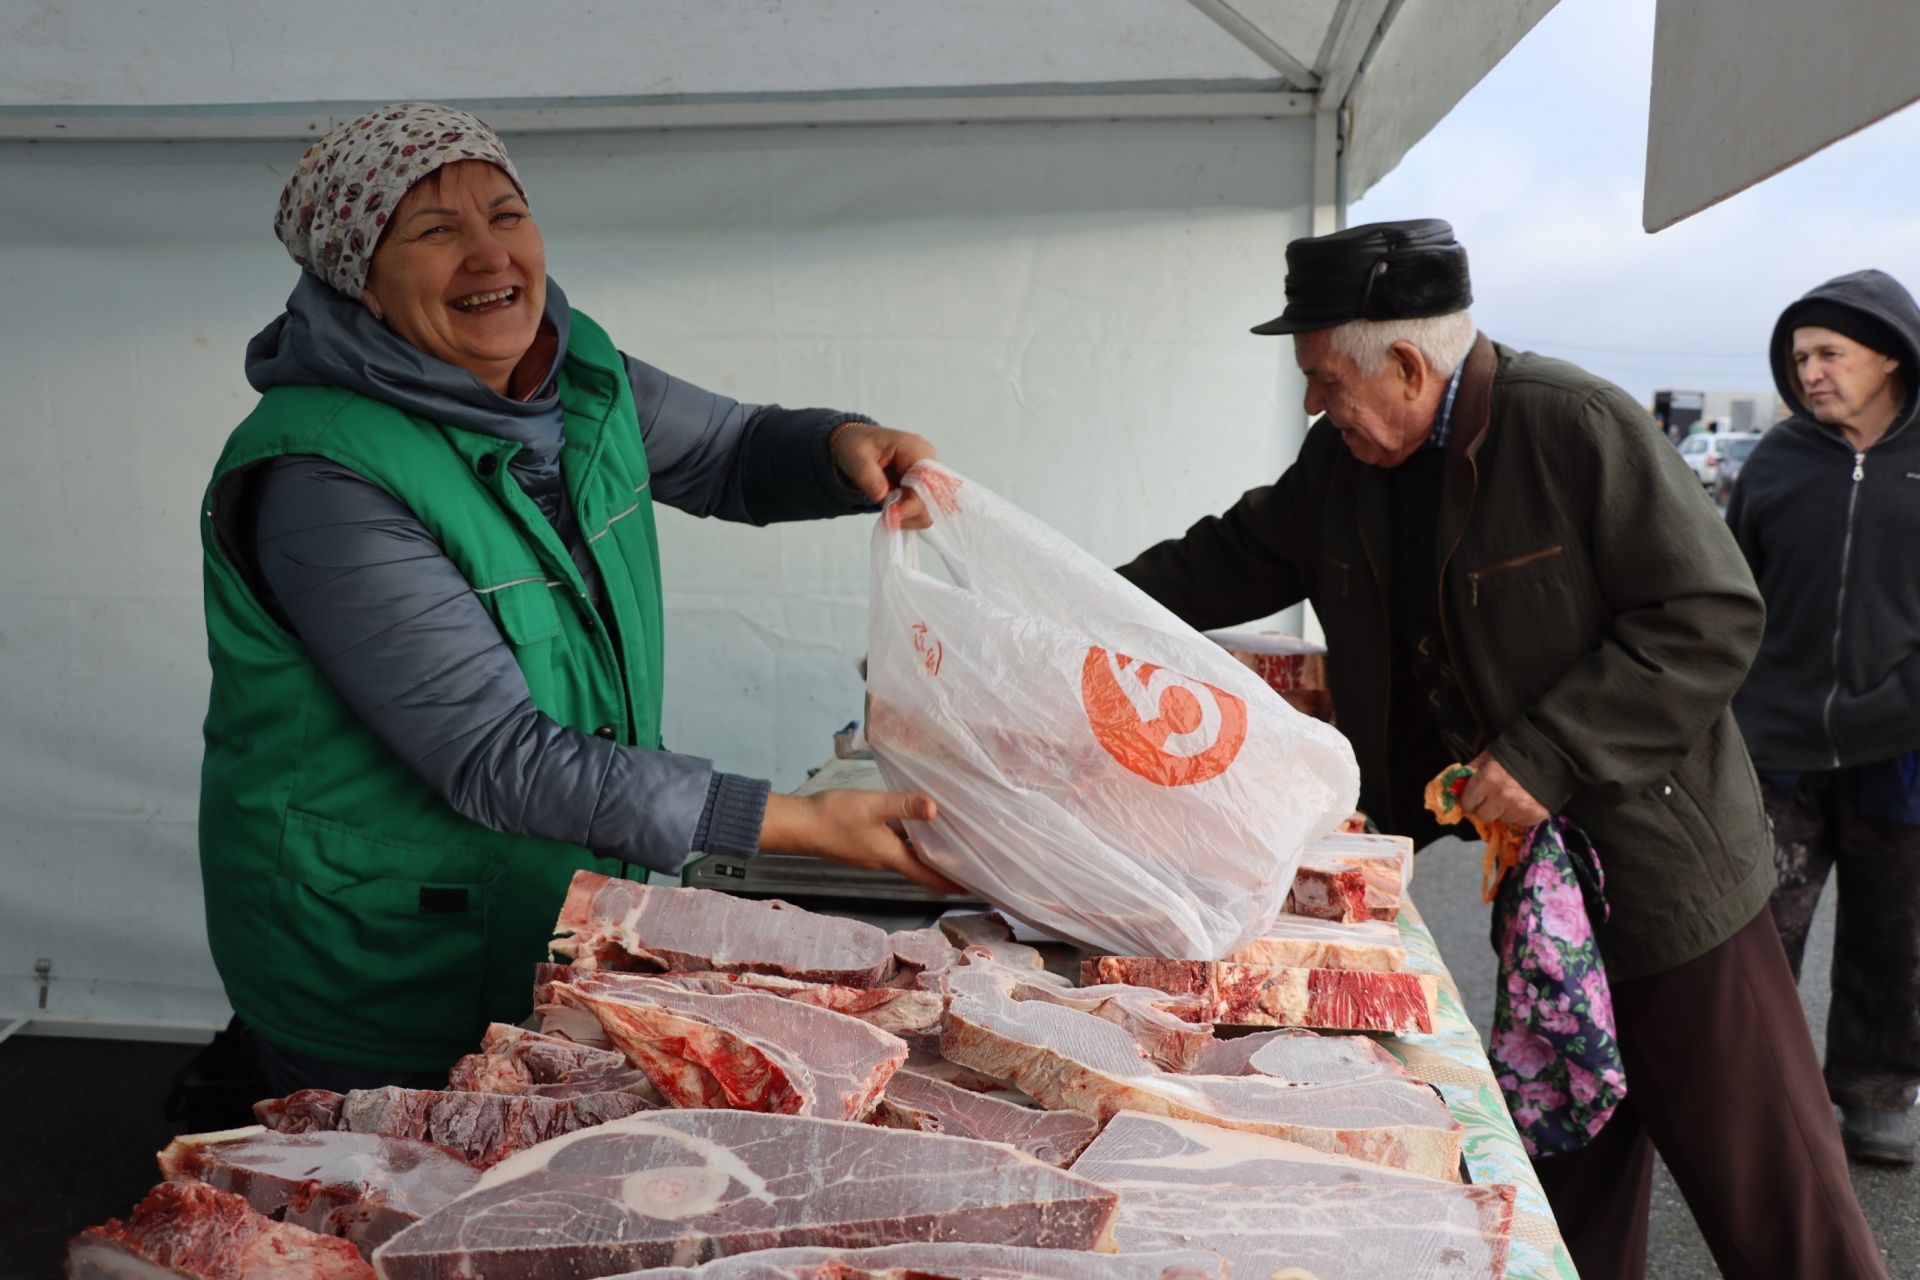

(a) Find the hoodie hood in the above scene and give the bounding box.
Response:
[246,271,574,453]
[1769,268,1920,432]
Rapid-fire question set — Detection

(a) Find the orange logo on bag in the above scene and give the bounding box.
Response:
[1080,647,1248,786]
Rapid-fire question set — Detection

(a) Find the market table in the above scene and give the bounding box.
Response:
[1385,899,1578,1280]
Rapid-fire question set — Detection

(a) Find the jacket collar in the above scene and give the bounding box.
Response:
[1447,333,1498,465]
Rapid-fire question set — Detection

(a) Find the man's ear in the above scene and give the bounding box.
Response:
[1389,340,1428,398]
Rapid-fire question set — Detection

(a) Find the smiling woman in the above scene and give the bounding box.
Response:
[199,102,956,1092]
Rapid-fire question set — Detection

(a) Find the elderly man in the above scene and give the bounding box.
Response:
[1728,270,1920,1166]
[1118,220,1887,1280]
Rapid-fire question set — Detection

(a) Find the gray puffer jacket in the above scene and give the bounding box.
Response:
[233,273,876,873]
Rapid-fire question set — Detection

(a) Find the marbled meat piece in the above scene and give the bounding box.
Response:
[1083,956,1438,1034]
[1284,860,1372,922]
[903,1034,1012,1093]
[67,1180,374,1279]
[1187,1027,1414,1084]
[1227,914,1406,972]
[1307,832,1414,920]
[370,1110,1118,1278]
[943,963,1461,1179]
[550,975,906,1119]
[938,911,1046,970]
[446,1022,661,1100]
[604,1242,1224,1278]
[268,1087,652,1168]
[874,1068,1101,1167]
[550,871,895,985]
[547,965,943,1037]
[157,1126,478,1257]
[254,1089,347,1133]
[982,963,1213,1072]
[1073,1114,1513,1280]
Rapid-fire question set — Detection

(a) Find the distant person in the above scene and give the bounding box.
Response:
[1117,218,1887,1280]
[1728,269,1920,1166]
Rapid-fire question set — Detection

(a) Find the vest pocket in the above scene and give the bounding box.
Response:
[488,578,563,646]
[272,808,508,1059]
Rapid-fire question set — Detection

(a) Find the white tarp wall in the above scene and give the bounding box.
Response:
[0,117,1315,1037]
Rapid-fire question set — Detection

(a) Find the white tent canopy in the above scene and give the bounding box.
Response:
[1644,0,1920,230]
[0,1,1555,1040]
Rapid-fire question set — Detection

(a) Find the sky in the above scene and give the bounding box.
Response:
[1349,0,1920,407]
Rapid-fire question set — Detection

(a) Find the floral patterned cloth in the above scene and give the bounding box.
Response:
[1489,817,1628,1156]
[273,103,524,298]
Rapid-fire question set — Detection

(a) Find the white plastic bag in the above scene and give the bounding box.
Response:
[866,463,1359,959]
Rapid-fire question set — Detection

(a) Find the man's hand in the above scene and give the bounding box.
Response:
[1458,752,1550,828]
[759,789,964,896]
[830,422,938,529]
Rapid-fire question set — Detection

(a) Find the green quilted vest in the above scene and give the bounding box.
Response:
[199,311,665,1072]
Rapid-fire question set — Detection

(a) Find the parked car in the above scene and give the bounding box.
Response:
[1677,431,1762,490]
[1711,432,1766,507]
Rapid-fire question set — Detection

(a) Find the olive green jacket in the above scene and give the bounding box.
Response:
[1120,335,1774,979]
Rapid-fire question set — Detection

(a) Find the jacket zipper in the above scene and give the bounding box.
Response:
[1354,520,1396,827]
[1820,450,1868,768]
[1467,544,1565,607]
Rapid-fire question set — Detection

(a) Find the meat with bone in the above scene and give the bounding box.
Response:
[1227,914,1406,972]
[886,926,960,980]
[942,962,1462,1179]
[937,911,1047,970]
[873,1068,1102,1166]
[370,1109,1119,1278]
[1071,1113,1514,1280]
[67,1180,375,1279]
[157,1126,479,1257]
[446,1022,662,1100]
[254,1089,347,1132]
[1306,831,1414,920]
[902,1034,1013,1092]
[1082,955,1438,1034]
[256,1086,653,1168]
[542,965,943,1037]
[1186,1027,1414,1084]
[550,872,896,986]
[548,976,906,1119]
[951,957,1213,1072]
[601,1242,1225,1279]
[1283,860,1371,922]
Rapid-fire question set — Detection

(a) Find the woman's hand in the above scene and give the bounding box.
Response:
[830,422,938,529]
[759,789,965,896]
[1458,752,1550,828]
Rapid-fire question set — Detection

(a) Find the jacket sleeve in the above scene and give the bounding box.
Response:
[248,455,771,870]
[1115,456,1319,630]
[624,353,878,525]
[1488,389,1766,812]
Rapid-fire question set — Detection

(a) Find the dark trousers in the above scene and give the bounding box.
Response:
[1533,909,1888,1280]
[1766,771,1920,1111]
[254,1031,446,1098]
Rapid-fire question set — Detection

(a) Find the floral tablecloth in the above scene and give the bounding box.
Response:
[1382,899,1579,1280]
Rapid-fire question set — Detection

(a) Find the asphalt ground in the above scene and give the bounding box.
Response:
[1414,835,1918,1279]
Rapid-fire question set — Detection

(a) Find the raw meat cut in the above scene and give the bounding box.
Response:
[1226,914,1406,972]
[549,976,906,1119]
[67,1180,374,1279]
[902,1034,1011,1093]
[446,1022,661,1100]
[943,964,1461,1179]
[887,927,959,979]
[551,872,895,986]
[953,958,1212,1072]
[255,1089,348,1132]
[370,1110,1118,1278]
[157,1127,478,1257]
[1082,956,1438,1034]
[1307,831,1414,920]
[873,1068,1101,1166]
[1072,1113,1514,1280]
[1187,1027,1414,1084]
[602,1242,1225,1278]
[544,965,943,1037]
[937,911,1047,970]
[1284,860,1371,922]
[259,1086,652,1168]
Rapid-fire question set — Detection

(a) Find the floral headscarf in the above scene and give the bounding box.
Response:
[273,103,524,298]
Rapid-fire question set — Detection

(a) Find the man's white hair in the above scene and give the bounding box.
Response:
[1328,310,1477,379]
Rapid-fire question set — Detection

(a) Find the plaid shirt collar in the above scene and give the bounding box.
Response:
[1426,362,1465,451]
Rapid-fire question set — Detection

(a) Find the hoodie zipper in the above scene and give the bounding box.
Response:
[1820,449,1868,767]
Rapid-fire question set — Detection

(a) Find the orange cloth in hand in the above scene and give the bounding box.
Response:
[1424,763,1527,903]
